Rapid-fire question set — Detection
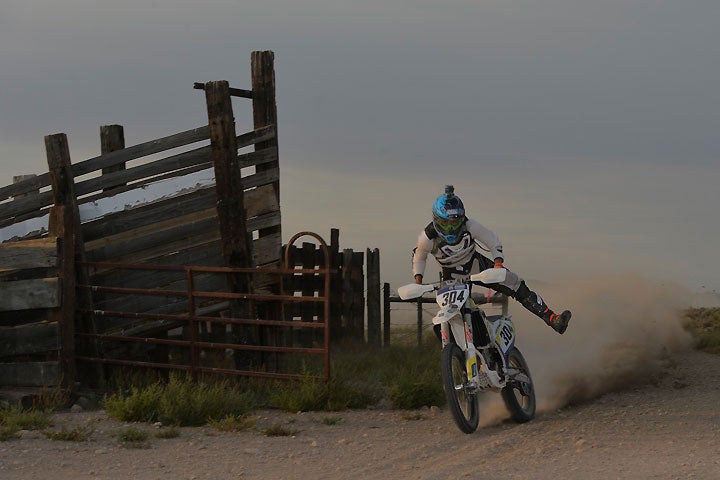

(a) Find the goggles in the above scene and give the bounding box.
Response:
[434,216,463,234]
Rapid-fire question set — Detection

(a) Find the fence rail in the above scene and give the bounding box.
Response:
[75,255,331,382]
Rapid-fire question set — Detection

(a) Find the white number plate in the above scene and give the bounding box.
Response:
[436,284,469,309]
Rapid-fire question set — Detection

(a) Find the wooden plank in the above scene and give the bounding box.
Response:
[0,190,53,222]
[81,186,217,241]
[247,211,281,233]
[253,232,282,266]
[88,230,220,266]
[88,241,223,289]
[238,147,278,168]
[0,237,58,270]
[0,278,60,311]
[0,173,51,203]
[241,167,280,190]
[236,125,276,149]
[0,309,50,327]
[0,130,276,222]
[70,126,210,178]
[75,144,212,199]
[76,162,213,207]
[0,125,273,205]
[0,361,59,387]
[245,184,279,218]
[0,322,59,356]
[85,214,219,262]
[194,82,253,99]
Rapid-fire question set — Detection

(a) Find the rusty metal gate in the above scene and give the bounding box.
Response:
[75,232,331,382]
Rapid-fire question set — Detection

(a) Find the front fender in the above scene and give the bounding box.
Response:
[432,308,461,325]
[433,309,467,351]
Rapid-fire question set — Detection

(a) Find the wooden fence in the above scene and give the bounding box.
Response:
[0,207,75,388]
[0,51,380,394]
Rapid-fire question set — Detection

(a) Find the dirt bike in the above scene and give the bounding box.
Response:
[398,268,536,433]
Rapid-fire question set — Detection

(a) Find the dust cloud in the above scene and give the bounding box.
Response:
[472,274,694,426]
[509,274,693,415]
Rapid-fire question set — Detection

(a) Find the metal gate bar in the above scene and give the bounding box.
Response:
[75,231,332,382]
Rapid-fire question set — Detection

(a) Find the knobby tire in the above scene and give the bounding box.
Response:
[441,343,479,434]
[501,347,536,423]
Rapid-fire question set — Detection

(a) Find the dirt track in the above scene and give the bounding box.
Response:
[1,347,718,480]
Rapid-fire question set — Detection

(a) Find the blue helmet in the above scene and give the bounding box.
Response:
[432,185,466,244]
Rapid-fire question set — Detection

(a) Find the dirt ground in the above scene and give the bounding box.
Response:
[1,346,718,480]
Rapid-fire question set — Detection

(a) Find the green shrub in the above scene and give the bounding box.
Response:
[0,425,20,441]
[684,307,720,354]
[270,374,329,412]
[104,373,255,426]
[116,427,151,449]
[389,375,445,409]
[42,424,93,441]
[100,338,446,421]
[103,382,163,423]
[116,427,149,442]
[209,414,256,432]
[320,415,342,425]
[154,426,181,439]
[0,407,52,431]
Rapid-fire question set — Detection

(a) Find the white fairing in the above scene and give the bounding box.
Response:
[397,283,434,300]
[470,267,506,285]
[488,316,516,355]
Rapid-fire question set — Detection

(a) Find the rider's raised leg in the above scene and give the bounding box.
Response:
[514,281,571,334]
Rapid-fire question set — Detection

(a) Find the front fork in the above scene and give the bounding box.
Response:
[440,313,482,388]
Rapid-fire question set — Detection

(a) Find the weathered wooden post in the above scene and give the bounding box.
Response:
[251,51,282,358]
[45,133,103,387]
[251,50,280,226]
[100,125,126,192]
[366,248,381,348]
[383,282,391,347]
[204,80,256,369]
[329,228,342,339]
[417,299,423,347]
[47,205,76,389]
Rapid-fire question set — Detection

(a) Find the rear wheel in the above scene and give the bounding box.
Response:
[441,343,479,433]
[501,347,536,423]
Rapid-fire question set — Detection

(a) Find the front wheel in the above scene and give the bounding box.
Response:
[441,343,479,434]
[501,347,536,423]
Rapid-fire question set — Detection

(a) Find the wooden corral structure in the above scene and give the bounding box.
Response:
[0,51,380,396]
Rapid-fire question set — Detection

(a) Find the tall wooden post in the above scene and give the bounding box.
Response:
[45,133,103,388]
[366,248,381,348]
[48,205,76,389]
[251,51,281,241]
[251,51,282,359]
[383,282,391,348]
[100,124,126,192]
[329,228,341,339]
[204,81,256,367]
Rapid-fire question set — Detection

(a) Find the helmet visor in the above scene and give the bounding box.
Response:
[434,216,463,234]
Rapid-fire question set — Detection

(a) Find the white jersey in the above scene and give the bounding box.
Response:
[412,218,504,277]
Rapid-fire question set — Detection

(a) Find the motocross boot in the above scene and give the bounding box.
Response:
[547,310,572,335]
[515,282,571,334]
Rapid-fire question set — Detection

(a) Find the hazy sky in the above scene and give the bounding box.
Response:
[1,0,718,296]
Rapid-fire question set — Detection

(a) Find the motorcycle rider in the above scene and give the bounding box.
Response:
[412,185,571,334]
